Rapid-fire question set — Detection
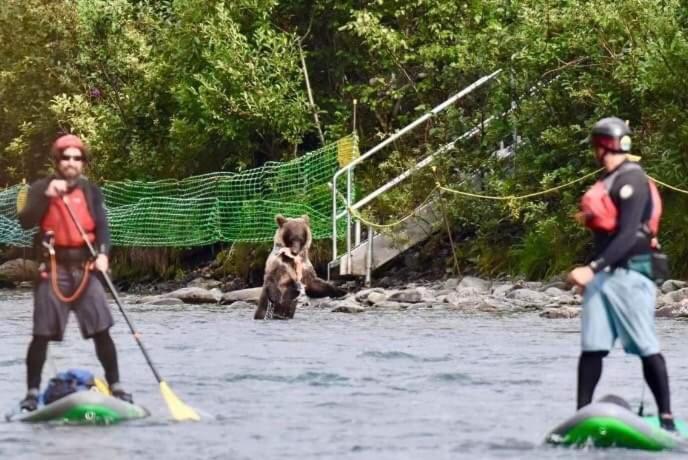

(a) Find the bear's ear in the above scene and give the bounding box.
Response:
[276,214,287,227]
[300,214,310,225]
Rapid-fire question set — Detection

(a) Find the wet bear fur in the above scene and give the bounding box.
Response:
[254,214,346,320]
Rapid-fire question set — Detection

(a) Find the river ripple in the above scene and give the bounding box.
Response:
[0,289,687,459]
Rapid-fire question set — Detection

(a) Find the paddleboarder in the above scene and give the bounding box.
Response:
[16,134,132,411]
[568,117,675,431]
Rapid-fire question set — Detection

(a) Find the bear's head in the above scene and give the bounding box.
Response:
[274,214,312,257]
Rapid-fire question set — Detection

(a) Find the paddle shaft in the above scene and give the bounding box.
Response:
[60,195,163,383]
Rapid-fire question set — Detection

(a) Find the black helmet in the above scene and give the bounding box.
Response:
[590,117,631,153]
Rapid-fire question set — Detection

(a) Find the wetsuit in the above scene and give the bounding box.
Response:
[18,176,125,402]
[577,161,672,428]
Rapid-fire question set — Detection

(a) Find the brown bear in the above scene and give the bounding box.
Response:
[254,214,347,319]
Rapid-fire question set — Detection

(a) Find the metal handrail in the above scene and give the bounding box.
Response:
[330,69,502,273]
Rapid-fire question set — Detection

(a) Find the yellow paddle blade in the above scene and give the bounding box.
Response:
[160,381,200,421]
[93,377,111,395]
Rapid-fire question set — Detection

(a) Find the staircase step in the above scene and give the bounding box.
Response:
[332,198,444,277]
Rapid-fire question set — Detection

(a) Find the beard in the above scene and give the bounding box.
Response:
[58,166,81,182]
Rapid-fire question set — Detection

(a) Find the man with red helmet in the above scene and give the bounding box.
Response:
[16,134,133,411]
[568,117,674,430]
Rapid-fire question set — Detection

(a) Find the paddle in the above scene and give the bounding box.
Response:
[60,194,200,421]
[93,377,111,395]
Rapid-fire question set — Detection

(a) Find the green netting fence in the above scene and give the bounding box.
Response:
[0,135,358,247]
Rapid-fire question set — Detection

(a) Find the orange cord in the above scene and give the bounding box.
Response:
[49,250,91,303]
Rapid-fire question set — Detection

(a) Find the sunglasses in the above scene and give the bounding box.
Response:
[60,154,84,162]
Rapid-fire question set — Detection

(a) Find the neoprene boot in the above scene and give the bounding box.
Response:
[20,389,39,412]
[660,414,676,432]
[110,383,134,404]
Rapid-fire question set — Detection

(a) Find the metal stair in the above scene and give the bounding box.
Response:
[328,70,506,283]
[327,70,556,283]
[330,197,443,278]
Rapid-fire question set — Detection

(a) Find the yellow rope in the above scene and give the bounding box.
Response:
[341,186,440,230]
[437,168,603,201]
[343,170,602,229]
[339,162,688,231]
[648,175,688,194]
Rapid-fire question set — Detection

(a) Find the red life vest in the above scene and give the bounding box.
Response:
[580,163,662,235]
[41,187,96,247]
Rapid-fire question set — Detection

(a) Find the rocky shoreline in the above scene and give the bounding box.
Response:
[121,275,688,320]
[3,257,688,319]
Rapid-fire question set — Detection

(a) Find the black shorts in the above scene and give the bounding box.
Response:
[33,265,114,341]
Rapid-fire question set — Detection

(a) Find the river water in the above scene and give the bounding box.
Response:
[0,289,687,459]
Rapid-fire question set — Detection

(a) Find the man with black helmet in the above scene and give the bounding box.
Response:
[568,117,675,430]
[16,134,133,411]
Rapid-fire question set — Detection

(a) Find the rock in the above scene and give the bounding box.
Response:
[366,291,388,305]
[457,276,491,292]
[417,286,438,303]
[506,288,551,307]
[187,277,222,290]
[661,280,687,294]
[224,300,255,310]
[220,287,263,305]
[477,302,499,313]
[540,306,581,319]
[542,280,569,291]
[330,299,366,313]
[331,305,365,313]
[491,283,515,297]
[374,300,411,310]
[479,297,518,311]
[660,288,688,304]
[134,295,160,304]
[17,281,33,289]
[388,289,423,303]
[456,287,488,298]
[0,259,38,283]
[544,287,567,297]
[308,297,335,309]
[552,294,579,306]
[221,278,247,292]
[444,291,482,310]
[142,297,185,306]
[528,282,544,290]
[166,287,221,304]
[442,278,459,290]
[656,301,688,318]
[384,286,437,303]
[355,288,385,304]
[434,294,448,303]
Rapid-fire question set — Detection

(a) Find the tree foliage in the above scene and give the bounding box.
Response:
[4,0,688,277]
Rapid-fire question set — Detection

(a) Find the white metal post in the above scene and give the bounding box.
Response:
[346,168,352,274]
[365,226,374,286]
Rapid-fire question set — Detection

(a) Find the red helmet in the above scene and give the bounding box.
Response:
[50,134,88,163]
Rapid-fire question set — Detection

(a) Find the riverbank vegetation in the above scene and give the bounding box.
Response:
[3,0,688,281]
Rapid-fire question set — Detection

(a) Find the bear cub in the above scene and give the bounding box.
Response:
[254,214,346,319]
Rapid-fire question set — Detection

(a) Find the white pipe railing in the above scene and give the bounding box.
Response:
[331,69,503,266]
[347,116,495,215]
